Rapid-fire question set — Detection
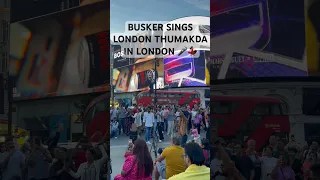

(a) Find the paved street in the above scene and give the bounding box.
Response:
[110,131,207,178]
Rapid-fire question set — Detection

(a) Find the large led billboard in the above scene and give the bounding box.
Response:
[113,57,164,93]
[11,0,104,23]
[210,0,308,80]
[306,0,320,76]
[10,1,109,100]
[164,50,210,88]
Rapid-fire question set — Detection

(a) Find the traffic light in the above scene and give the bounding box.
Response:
[156,59,160,67]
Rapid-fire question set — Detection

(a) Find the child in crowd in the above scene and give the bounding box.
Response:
[191,128,201,145]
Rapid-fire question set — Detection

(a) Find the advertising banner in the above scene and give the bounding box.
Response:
[305,0,320,76]
[112,44,135,68]
[113,58,164,93]
[164,50,210,88]
[9,1,109,100]
[210,0,307,80]
[11,0,104,23]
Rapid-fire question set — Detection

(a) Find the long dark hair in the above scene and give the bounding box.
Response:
[132,139,153,178]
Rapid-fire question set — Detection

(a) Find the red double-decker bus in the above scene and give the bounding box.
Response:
[136,90,201,108]
[211,95,290,151]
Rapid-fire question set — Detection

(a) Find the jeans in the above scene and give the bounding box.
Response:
[181,134,188,147]
[145,127,152,142]
[111,127,118,138]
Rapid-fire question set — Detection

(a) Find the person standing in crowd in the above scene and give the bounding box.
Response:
[273,140,288,159]
[67,144,108,180]
[117,105,127,135]
[0,137,25,180]
[302,151,318,180]
[190,108,197,130]
[26,137,52,180]
[156,107,164,142]
[200,138,210,167]
[211,142,226,180]
[177,107,188,147]
[231,142,255,180]
[269,135,278,151]
[110,119,119,139]
[143,108,154,144]
[49,147,75,180]
[115,139,153,180]
[163,106,169,132]
[73,136,94,170]
[154,136,185,180]
[168,142,210,180]
[167,107,175,137]
[132,108,142,137]
[271,155,295,180]
[193,110,202,134]
[287,147,302,180]
[110,105,118,122]
[246,139,262,180]
[260,146,278,180]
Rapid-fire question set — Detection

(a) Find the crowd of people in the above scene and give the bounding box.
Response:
[211,135,320,180]
[110,103,211,143]
[110,103,211,180]
[0,126,110,180]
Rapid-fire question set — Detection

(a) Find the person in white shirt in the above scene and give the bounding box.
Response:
[260,146,278,180]
[143,108,154,144]
[68,144,108,180]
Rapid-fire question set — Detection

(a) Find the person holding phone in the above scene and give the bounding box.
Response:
[271,155,295,180]
[26,137,53,180]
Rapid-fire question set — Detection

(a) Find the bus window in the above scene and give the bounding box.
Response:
[213,102,230,114]
[271,104,282,115]
[252,104,270,115]
[213,101,240,114]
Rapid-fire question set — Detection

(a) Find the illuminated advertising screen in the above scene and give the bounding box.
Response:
[210,0,307,80]
[9,1,109,100]
[113,58,164,93]
[112,44,135,68]
[11,0,104,23]
[164,50,210,88]
[306,0,320,76]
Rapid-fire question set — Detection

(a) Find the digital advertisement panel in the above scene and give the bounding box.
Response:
[164,50,210,88]
[11,0,104,23]
[306,0,320,76]
[113,58,164,93]
[210,0,308,80]
[9,1,109,100]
